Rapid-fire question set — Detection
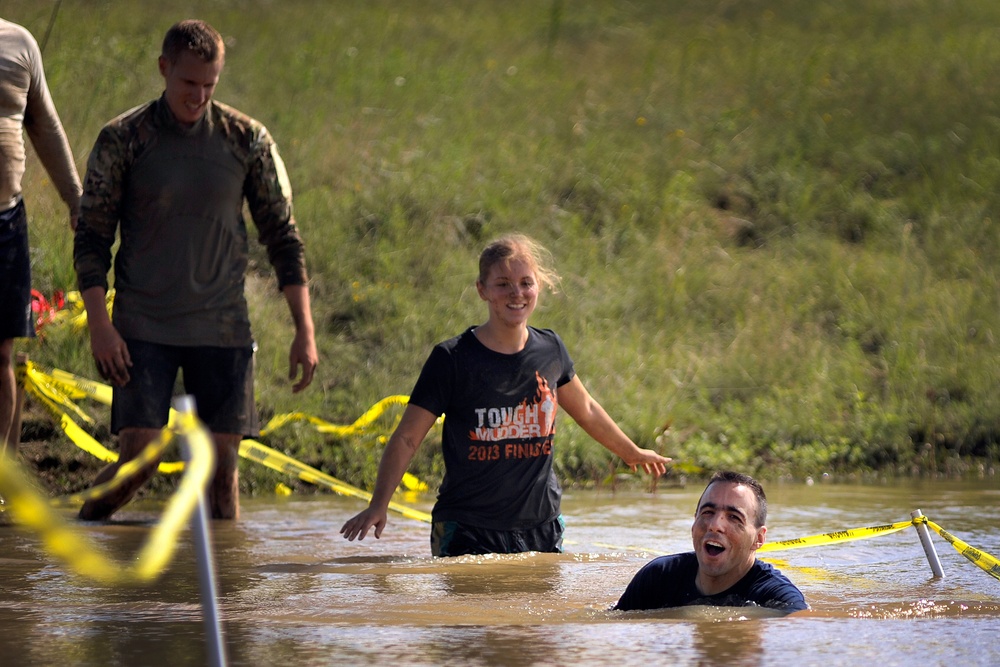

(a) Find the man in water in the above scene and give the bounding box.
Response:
[614,470,807,612]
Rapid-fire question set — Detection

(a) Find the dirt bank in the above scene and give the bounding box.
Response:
[9,402,175,499]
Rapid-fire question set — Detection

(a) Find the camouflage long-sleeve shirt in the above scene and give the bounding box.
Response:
[73,95,307,347]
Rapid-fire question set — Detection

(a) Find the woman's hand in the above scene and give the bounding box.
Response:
[340,506,389,541]
[622,448,672,477]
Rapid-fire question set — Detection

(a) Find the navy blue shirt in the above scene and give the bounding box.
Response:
[614,552,807,612]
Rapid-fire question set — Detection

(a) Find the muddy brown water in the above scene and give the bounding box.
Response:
[1,478,997,666]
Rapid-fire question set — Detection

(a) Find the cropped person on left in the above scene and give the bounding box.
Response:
[0,19,82,456]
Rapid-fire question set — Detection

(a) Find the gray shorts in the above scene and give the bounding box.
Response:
[111,338,259,436]
[0,199,34,340]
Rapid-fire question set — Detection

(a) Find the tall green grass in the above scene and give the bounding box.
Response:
[9,0,999,491]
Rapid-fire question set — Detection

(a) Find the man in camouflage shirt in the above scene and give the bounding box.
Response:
[73,19,318,520]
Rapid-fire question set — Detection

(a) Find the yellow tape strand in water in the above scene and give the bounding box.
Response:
[238,439,431,523]
[47,428,176,509]
[14,359,1000,580]
[0,409,214,584]
[758,516,1000,583]
[18,362,429,519]
[596,515,1000,584]
[20,362,185,474]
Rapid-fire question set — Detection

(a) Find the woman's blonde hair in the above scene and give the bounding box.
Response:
[477,233,560,293]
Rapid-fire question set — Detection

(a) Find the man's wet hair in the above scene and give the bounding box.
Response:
[698,470,768,527]
[162,19,224,65]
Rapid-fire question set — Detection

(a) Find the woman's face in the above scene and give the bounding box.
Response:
[477,257,539,329]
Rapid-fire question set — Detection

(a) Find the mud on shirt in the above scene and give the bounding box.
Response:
[614,552,808,612]
[409,326,575,530]
[74,95,306,347]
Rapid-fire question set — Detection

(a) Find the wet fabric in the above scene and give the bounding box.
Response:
[0,199,33,339]
[409,326,574,531]
[431,515,565,557]
[0,19,81,213]
[74,95,306,347]
[110,338,258,436]
[614,552,808,612]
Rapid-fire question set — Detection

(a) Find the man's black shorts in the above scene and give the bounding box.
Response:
[0,199,34,339]
[111,338,259,436]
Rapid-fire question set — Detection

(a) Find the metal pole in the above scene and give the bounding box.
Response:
[173,396,227,667]
[910,509,944,578]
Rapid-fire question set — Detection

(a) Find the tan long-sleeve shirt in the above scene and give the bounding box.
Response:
[0,19,81,213]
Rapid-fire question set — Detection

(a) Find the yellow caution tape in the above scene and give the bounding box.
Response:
[925,519,1000,582]
[45,365,114,406]
[16,357,1000,579]
[758,516,1000,583]
[20,362,96,425]
[238,439,432,523]
[0,408,214,584]
[594,516,1000,583]
[757,520,914,553]
[257,396,435,492]
[20,362,185,475]
[19,362,426,495]
[33,359,411,446]
[401,472,429,492]
[259,394,410,438]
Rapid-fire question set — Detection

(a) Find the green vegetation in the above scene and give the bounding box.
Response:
[8,0,999,494]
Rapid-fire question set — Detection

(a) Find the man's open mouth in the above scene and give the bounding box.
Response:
[705,541,726,556]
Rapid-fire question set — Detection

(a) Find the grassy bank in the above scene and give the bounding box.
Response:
[7,0,1000,496]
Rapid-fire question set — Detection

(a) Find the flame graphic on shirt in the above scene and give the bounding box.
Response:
[536,371,556,435]
[468,371,558,442]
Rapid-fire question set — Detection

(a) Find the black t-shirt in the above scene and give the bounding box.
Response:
[408,326,575,530]
[614,552,808,612]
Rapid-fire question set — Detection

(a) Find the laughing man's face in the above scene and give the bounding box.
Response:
[691,481,766,595]
[158,50,222,126]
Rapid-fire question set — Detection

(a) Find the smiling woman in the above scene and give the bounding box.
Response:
[339,233,670,557]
